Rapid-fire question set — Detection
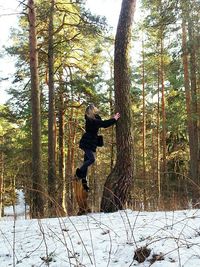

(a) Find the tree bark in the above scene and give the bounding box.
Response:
[160,36,167,179]
[66,104,78,214]
[101,0,136,212]
[157,64,161,199]
[28,0,44,218]
[47,0,57,216]
[66,117,73,214]
[58,74,66,215]
[142,39,147,208]
[181,15,196,182]
[109,77,115,171]
[188,15,199,182]
[0,137,4,218]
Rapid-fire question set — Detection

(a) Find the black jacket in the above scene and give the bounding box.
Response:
[79,114,116,152]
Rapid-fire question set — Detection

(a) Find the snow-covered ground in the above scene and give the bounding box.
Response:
[1,207,200,267]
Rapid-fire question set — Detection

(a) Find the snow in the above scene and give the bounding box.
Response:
[4,190,29,218]
[1,206,200,267]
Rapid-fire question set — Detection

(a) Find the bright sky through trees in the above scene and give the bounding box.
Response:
[0,0,123,104]
[0,0,19,103]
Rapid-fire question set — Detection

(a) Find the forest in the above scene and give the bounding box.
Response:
[0,0,200,219]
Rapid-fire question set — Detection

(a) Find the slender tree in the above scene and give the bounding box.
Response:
[101,0,136,212]
[181,10,194,181]
[0,136,4,217]
[181,0,199,183]
[156,65,161,199]
[188,13,199,183]
[57,72,66,214]
[141,38,147,207]
[142,40,146,180]
[160,35,167,178]
[28,0,44,218]
[47,0,57,216]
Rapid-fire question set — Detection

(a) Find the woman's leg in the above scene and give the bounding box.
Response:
[79,149,95,177]
[75,149,95,192]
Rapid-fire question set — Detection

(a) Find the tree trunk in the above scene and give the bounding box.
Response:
[181,15,196,183]
[151,122,155,181]
[0,137,4,218]
[188,16,199,182]
[47,0,57,216]
[101,0,136,212]
[160,36,167,179]
[109,81,115,170]
[58,75,66,215]
[66,107,77,214]
[142,39,147,208]
[90,163,96,211]
[28,0,44,218]
[156,65,161,200]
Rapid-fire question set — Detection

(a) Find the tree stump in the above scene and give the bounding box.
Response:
[73,178,91,215]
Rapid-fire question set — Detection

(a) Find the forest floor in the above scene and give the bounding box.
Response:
[1,192,200,266]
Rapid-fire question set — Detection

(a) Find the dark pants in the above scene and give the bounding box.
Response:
[79,149,95,178]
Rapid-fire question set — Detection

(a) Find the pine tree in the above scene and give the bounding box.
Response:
[101,0,136,212]
[28,0,44,218]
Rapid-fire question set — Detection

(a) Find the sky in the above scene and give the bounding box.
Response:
[1,190,200,266]
[0,0,19,104]
[0,0,123,104]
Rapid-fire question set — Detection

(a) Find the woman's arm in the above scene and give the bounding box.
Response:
[95,112,120,128]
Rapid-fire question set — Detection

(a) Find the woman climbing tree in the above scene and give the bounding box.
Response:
[73,104,120,214]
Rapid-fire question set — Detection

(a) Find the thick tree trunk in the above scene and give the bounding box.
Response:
[28,0,44,218]
[47,0,57,216]
[109,75,115,170]
[101,0,136,212]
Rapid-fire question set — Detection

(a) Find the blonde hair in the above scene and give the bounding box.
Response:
[85,104,98,119]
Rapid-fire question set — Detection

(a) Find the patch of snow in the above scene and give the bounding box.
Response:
[0,209,200,266]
